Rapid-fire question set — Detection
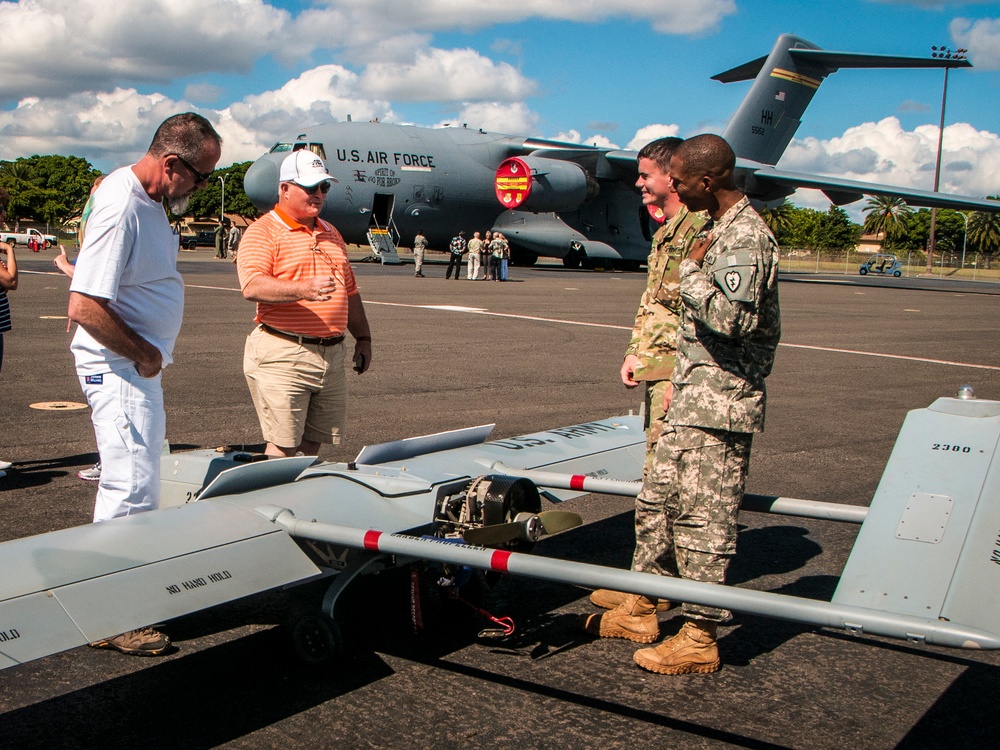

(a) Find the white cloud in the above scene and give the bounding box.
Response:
[306,0,736,39]
[778,116,1000,215]
[549,129,620,149]
[0,0,291,103]
[436,102,540,135]
[360,48,537,102]
[951,16,1000,70]
[627,124,681,151]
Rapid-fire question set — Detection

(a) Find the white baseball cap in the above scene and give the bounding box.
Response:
[279,150,337,187]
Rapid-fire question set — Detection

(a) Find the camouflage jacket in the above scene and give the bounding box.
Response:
[625,207,708,382]
[669,196,781,434]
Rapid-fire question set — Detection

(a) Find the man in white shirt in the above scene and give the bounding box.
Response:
[68,112,222,656]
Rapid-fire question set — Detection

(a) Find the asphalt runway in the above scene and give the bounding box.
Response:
[2,248,1000,749]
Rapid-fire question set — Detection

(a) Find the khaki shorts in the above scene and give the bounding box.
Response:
[243,326,347,448]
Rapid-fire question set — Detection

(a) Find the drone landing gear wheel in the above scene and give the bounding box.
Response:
[290,614,342,666]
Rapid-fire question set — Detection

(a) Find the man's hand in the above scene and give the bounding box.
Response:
[301,276,337,302]
[353,339,372,374]
[687,233,713,266]
[662,381,674,411]
[620,354,641,388]
[136,350,164,378]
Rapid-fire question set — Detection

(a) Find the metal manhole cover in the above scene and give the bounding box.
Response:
[30,401,88,411]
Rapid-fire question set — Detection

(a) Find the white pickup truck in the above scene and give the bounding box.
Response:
[1,227,57,248]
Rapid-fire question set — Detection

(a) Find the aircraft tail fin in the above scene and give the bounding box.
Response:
[719,34,971,166]
[832,393,1000,644]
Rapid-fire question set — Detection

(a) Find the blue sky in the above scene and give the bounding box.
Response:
[0,0,997,212]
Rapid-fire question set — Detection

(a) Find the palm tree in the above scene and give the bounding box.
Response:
[967,198,1000,269]
[862,195,913,249]
[758,200,794,240]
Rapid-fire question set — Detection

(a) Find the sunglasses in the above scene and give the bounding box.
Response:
[169,153,213,183]
[298,181,332,195]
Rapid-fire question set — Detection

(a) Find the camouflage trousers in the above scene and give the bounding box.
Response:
[632,424,753,622]
[642,379,671,477]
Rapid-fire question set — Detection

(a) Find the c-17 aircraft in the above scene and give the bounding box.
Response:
[244,34,998,270]
[0,386,999,671]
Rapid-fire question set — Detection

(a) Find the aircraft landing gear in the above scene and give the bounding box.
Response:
[562,254,581,269]
[290,613,343,666]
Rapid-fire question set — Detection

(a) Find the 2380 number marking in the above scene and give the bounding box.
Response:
[932,443,971,453]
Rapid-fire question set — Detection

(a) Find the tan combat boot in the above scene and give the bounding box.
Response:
[633,619,720,675]
[581,594,660,643]
[589,588,671,612]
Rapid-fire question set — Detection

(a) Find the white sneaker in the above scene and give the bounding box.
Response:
[77,462,102,481]
[0,460,11,471]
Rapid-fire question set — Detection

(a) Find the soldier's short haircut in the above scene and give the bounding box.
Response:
[674,134,736,182]
[148,113,222,162]
[637,137,684,171]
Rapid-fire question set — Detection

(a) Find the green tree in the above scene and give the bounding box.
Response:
[0,155,99,227]
[814,206,861,255]
[967,196,1000,269]
[183,161,257,221]
[758,200,794,244]
[862,195,912,250]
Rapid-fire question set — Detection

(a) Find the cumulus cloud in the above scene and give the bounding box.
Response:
[627,124,681,151]
[435,102,540,135]
[0,0,291,103]
[305,0,736,40]
[778,116,1000,214]
[951,16,1000,70]
[360,49,537,102]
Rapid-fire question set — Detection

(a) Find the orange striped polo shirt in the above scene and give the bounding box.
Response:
[237,207,359,337]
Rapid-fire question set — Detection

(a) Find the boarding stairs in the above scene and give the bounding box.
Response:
[363,217,403,265]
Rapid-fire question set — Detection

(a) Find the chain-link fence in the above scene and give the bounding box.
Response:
[777,248,999,281]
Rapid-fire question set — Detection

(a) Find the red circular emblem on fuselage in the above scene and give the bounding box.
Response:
[495,157,532,209]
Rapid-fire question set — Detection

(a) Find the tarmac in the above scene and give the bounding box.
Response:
[1,246,1000,749]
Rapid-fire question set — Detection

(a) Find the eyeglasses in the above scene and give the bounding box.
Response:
[298,181,332,195]
[168,153,213,183]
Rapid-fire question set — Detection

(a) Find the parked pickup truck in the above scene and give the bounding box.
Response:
[1,227,58,248]
[178,230,217,250]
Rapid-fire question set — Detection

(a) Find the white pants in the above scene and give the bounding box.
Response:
[468,253,481,279]
[80,367,165,522]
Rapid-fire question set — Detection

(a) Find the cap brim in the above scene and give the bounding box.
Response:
[291,175,338,187]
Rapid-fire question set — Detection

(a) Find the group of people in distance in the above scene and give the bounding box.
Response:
[3,111,780,679]
[412,228,510,280]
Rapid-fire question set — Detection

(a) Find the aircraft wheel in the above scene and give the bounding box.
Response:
[290,613,342,666]
[562,254,580,269]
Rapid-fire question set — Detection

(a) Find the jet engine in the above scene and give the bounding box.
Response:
[495,156,599,213]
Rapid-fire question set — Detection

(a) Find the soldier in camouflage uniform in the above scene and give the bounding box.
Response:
[589,134,781,676]
[589,138,707,615]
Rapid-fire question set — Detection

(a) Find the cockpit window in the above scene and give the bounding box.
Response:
[271,142,326,159]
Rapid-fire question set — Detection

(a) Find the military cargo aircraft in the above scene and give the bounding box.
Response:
[244,34,998,270]
[0,387,998,670]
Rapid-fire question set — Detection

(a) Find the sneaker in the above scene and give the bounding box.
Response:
[78,462,102,481]
[0,460,11,471]
[90,627,171,656]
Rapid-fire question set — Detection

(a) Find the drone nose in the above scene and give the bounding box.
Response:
[244,156,280,212]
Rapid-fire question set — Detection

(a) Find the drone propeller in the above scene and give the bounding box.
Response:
[462,510,582,547]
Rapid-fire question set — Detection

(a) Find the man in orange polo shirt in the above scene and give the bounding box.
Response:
[237,150,373,458]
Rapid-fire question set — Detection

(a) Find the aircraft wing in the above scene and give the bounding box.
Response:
[0,500,320,669]
[743,161,1000,211]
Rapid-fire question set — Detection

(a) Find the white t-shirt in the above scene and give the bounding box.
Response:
[70,166,184,376]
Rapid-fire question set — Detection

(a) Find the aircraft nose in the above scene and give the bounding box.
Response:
[244,156,280,213]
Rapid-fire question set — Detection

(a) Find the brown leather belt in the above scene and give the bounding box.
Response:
[260,324,344,347]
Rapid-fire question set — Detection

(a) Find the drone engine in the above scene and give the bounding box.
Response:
[435,474,542,550]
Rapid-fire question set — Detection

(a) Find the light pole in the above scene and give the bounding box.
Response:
[927,45,968,273]
[960,210,970,270]
[218,173,229,222]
